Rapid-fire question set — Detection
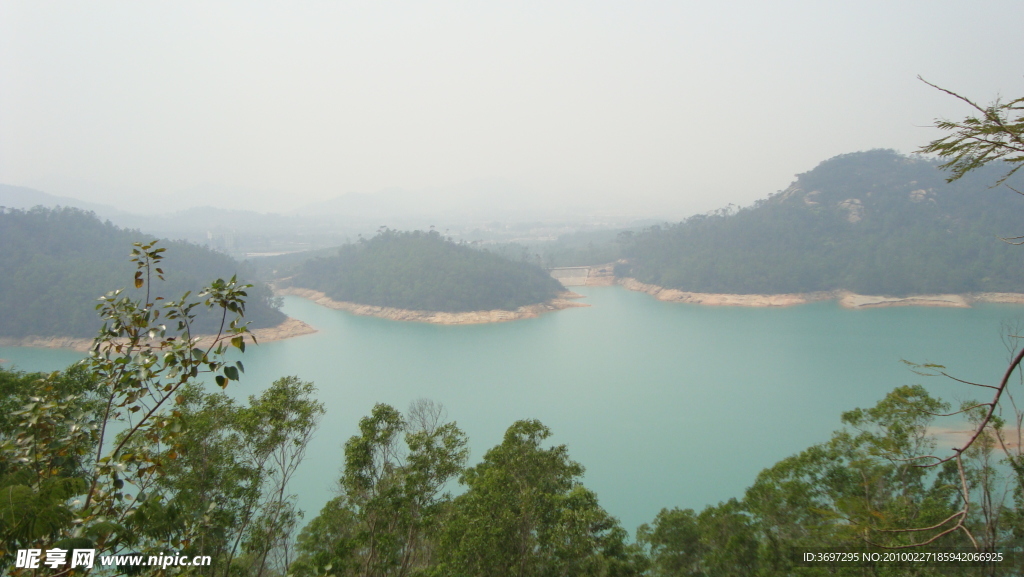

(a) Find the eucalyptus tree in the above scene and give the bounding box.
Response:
[152,377,324,577]
[744,386,970,574]
[0,241,256,575]
[432,419,645,577]
[237,376,324,577]
[636,507,703,577]
[292,400,469,577]
[639,387,982,576]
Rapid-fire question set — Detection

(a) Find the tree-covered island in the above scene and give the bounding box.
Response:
[279,229,579,323]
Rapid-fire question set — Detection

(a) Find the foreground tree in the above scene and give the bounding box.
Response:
[151,377,323,577]
[432,420,645,577]
[889,79,1024,550]
[638,500,758,577]
[0,241,274,575]
[292,401,469,577]
[639,387,997,576]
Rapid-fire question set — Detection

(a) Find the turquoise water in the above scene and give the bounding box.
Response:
[3,286,1022,532]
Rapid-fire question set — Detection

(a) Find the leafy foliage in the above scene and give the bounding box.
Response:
[433,420,645,577]
[619,150,1024,295]
[0,241,322,577]
[287,229,564,312]
[292,400,468,577]
[639,387,1000,577]
[151,377,324,577]
[0,206,285,338]
[917,77,1024,185]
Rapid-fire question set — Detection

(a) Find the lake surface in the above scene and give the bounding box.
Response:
[3,286,1023,533]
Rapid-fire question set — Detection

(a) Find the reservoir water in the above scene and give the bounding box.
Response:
[3,286,1023,533]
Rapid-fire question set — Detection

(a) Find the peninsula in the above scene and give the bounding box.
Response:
[0,206,308,349]
[277,287,586,325]
[279,229,573,323]
[616,150,1024,299]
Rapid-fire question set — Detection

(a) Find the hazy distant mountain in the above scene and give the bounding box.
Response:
[0,184,128,218]
[618,150,1024,296]
[291,179,612,222]
[0,184,296,227]
[0,184,345,253]
[294,188,429,219]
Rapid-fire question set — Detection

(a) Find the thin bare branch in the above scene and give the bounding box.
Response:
[916,345,1024,469]
[922,403,993,417]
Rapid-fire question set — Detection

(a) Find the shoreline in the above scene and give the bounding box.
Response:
[0,316,318,353]
[6,278,1022,353]
[276,287,589,325]
[617,277,1024,309]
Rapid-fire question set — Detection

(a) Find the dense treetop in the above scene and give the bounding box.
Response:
[0,206,285,338]
[619,149,1024,295]
[286,229,564,312]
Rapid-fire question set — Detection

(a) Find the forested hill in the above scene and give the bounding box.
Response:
[286,229,565,312]
[619,150,1024,296]
[0,207,286,338]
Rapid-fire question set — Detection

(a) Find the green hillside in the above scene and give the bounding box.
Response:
[0,206,286,338]
[286,229,564,312]
[618,149,1024,296]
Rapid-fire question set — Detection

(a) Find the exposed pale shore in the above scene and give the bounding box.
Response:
[926,426,1024,452]
[276,287,588,324]
[0,316,318,353]
[618,277,1024,309]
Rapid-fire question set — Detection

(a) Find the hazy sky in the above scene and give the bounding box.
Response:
[2,1,1022,217]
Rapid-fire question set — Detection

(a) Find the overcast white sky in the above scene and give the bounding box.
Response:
[2,1,1022,217]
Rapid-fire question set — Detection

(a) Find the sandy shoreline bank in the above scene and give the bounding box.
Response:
[0,285,586,351]
[0,316,318,353]
[617,277,1024,309]
[276,287,588,325]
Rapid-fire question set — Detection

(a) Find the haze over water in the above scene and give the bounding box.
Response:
[3,286,1022,532]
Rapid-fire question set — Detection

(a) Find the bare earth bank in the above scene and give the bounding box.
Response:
[275,287,589,325]
[0,316,318,353]
[617,277,1024,309]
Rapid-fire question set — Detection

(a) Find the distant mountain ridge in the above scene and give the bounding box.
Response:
[618,150,1024,296]
[0,184,129,218]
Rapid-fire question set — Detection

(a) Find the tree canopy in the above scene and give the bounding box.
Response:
[0,206,285,338]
